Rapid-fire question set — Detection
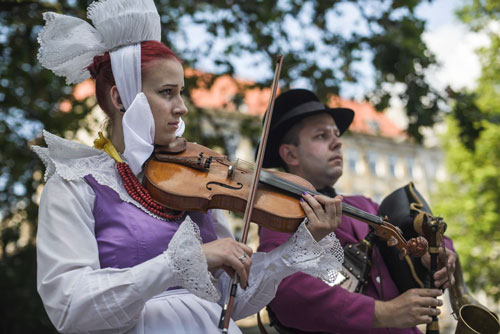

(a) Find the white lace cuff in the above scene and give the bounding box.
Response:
[278,221,344,285]
[164,217,221,302]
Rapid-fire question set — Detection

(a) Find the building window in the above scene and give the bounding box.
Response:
[407,157,415,178]
[367,152,378,176]
[346,148,358,173]
[366,120,381,135]
[388,155,397,178]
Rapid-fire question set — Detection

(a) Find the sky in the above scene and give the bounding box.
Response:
[417,0,489,92]
[185,0,487,99]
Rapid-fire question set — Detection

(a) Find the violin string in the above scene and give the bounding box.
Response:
[268,172,379,223]
[261,170,378,223]
[259,170,382,225]
[236,159,382,224]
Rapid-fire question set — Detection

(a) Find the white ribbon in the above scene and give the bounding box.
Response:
[111,44,186,175]
[110,44,142,109]
[122,93,155,175]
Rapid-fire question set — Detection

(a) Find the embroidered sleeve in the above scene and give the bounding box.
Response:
[163,217,220,302]
[215,220,344,320]
[279,220,344,284]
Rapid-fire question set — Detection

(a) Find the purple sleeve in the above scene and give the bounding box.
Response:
[443,235,454,252]
[259,231,376,333]
[270,272,376,332]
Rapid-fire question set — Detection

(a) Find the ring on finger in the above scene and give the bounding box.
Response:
[238,253,247,263]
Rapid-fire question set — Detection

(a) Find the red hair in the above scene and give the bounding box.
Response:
[87,41,181,115]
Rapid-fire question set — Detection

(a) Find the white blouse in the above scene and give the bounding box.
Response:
[34,131,344,334]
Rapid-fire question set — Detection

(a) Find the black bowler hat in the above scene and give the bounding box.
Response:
[262,88,354,168]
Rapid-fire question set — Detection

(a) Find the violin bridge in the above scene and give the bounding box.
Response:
[228,163,235,180]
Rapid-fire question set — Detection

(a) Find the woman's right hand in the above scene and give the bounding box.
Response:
[301,193,343,242]
[201,238,253,289]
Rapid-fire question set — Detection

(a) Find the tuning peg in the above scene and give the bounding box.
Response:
[398,248,408,260]
[386,236,398,247]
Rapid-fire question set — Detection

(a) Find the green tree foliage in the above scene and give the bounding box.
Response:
[435,119,500,301]
[434,0,500,301]
[1,0,446,331]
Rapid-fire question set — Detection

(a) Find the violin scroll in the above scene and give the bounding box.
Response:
[407,236,428,258]
[375,216,428,259]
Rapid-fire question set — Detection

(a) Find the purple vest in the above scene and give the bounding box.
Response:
[84,175,218,269]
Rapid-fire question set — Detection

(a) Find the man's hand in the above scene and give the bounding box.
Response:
[373,289,443,328]
[421,247,457,289]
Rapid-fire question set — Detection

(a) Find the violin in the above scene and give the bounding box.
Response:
[143,138,428,259]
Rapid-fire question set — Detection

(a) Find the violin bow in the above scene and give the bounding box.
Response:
[219,55,283,333]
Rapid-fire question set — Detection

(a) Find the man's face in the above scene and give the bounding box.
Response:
[290,113,343,189]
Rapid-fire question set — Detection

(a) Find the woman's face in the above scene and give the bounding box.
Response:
[142,58,188,146]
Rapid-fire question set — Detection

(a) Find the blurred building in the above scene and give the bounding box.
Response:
[190,74,447,204]
[332,99,446,204]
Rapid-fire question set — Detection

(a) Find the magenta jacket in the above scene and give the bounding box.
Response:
[259,195,454,334]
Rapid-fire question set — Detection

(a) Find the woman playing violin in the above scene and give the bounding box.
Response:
[33,1,344,333]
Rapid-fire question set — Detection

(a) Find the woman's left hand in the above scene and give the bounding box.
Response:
[420,247,457,289]
[300,193,343,242]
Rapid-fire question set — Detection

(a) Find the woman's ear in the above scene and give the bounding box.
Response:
[109,86,125,112]
[279,144,299,168]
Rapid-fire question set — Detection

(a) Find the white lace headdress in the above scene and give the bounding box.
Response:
[37,0,185,175]
[38,0,161,85]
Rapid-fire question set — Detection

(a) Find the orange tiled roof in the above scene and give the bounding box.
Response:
[70,71,403,138]
[73,79,95,100]
[188,72,272,116]
[189,74,403,138]
[328,96,403,138]
[60,79,95,113]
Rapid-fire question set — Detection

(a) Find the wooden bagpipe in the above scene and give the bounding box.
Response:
[377,182,499,334]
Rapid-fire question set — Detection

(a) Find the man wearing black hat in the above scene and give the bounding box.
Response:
[258,89,455,333]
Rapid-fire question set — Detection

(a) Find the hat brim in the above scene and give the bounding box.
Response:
[262,107,354,168]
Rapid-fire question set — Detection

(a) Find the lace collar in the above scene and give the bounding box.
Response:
[32,130,163,219]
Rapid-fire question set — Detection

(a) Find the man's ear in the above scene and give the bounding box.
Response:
[109,86,124,112]
[279,144,299,168]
